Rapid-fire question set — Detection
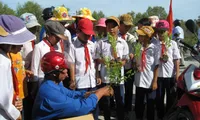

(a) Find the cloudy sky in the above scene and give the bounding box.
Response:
[1,0,200,20]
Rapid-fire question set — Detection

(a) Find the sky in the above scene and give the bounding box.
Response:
[1,0,200,20]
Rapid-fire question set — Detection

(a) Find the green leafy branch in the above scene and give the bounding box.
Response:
[103,56,134,86]
[164,31,171,48]
[107,32,117,53]
[133,42,142,61]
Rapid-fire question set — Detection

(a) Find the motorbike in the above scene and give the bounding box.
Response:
[164,20,200,120]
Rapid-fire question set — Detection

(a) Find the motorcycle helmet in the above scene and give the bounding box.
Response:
[41,51,67,74]
[42,6,55,21]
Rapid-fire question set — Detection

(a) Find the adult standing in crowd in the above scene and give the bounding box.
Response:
[0,15,35,120]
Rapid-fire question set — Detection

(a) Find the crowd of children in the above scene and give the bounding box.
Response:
[0,5,186,120]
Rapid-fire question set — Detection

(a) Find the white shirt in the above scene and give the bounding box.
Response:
[134,43,160,89]
[95,37,129,84]
[172,26,184,40]
[71,39,96,89]
[119,32,137,70]
[158,40,181,77]
[31,40,62,83]
[0,49,20,120]
[21,41,34,70]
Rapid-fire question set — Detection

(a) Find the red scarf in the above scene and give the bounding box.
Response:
[84,44,91,74]
[161,43,166,56]
[141,49,147,72]
[43,39,64,52]
[120,33,126,40]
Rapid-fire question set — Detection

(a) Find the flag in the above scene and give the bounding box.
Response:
[167,0,173,35]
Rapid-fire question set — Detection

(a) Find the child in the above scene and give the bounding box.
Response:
[134,26,160,120]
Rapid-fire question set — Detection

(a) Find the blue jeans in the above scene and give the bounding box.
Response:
[99,83,124,120]
[76,87,99,120]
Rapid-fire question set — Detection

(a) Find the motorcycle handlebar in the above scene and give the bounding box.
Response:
[179,40,199,55]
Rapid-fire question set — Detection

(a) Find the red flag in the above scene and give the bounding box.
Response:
[167,0,173,35]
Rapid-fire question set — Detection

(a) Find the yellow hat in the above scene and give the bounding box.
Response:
[106,16,120,26]
[136,26,154,38]
[72,7,96,22]
[50,6,74,21]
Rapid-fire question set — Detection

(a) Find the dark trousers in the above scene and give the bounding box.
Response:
[99,83,125,120]
[124,69,134,112]
[76,87,99,120]
[156,77,176,119]
[135,87,156,120]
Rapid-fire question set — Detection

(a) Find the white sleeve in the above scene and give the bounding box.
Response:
[0,63,20,120]
[123,41,129,59]
[154,44,161,65]
[64,29,72,44]
[95,41,102,59]
[31,45,41,82]
[172,41,181,59]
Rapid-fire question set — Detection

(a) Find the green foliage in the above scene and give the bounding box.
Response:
[164,31,171,48]
[103,57,134,85]
[133,42,142,61]
[16,1,43,24]
[92,10,105,20]
[146,6,167,19]
[0,1,15,15]
[107,32,117,53]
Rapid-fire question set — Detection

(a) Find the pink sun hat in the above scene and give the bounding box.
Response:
[95,18,106,27]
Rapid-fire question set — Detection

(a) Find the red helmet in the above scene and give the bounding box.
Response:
[41,51,67,73]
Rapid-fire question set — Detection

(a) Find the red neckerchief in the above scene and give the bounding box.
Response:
[31,40,35,49]
[43,39,55,51]
[84,44,91,74]
[161,43,166,56]
[121,34,126,40]
[141,48,147,72]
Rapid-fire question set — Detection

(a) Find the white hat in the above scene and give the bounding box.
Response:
[20,13,41,28]
[149,16,159,27]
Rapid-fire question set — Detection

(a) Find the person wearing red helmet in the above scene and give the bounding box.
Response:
[32,51,113,120]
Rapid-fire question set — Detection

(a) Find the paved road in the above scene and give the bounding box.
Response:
[99,53,200,120]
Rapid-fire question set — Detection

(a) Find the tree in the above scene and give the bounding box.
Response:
[0,1,15,15]
[146,6,167,19]
[92,10,105,20]
[16,1,43,24]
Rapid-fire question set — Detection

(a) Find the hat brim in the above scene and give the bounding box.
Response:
[95,24,106,27]
[123,21,133,26]
[50,17,75,21]
[106,19,120,27]
[82,29,95,35]
[0,28,36,45]
[55,34,68,40]
[26,21,41,28]
[156,28,168,31]
[72,15,96,22]
[136,29,146,36]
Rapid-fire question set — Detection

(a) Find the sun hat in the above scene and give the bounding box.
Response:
[44,20,68,40]
[78,18,95,35]
[106,16,120,26]
[156,20,169,31]
[95,18,106,27]
[136,26,154,38]
[20,13,41,28]
[72,7,96,22]
[50,6,74,21]
[119,14,133,26]
[0,15,36,45]
[149,15,159,27]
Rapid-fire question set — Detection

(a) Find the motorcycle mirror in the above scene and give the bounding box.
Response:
[185,19,198,34]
